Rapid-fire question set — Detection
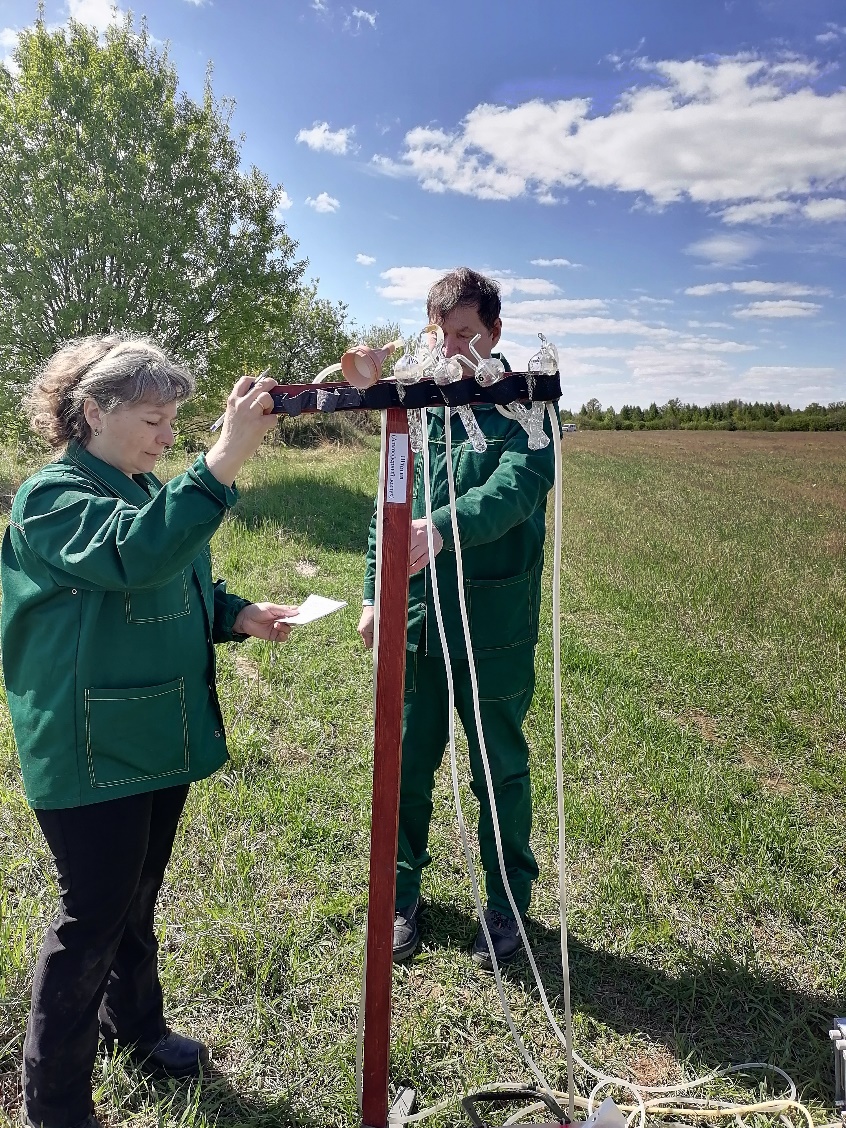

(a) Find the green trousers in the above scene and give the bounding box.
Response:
[396,643,540,918]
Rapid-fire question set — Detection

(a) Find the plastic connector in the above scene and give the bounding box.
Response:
[830,1018,846,1121]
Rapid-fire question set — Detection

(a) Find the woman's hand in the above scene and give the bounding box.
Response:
[206,375,280,487]
[233,602,299,642]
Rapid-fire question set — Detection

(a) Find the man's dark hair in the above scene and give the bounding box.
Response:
[427,267,501,332]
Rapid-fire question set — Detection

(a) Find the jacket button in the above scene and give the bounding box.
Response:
[214,729,222,738]
[71,588,78,594]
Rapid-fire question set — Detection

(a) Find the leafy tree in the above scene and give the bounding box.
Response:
[0,14,305,411]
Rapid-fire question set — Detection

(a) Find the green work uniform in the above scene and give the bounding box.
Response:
[364,388,558,917]
[1,441,250,810]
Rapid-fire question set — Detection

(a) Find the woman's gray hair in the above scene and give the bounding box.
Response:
[24,335,196,449]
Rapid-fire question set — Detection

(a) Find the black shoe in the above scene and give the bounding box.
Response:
[471,908,523,971]
[19,1110,102,1128]
[128,1030,210,1077]
[393,898,420,962]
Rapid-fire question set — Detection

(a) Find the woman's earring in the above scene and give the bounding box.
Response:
[92,428,101,437]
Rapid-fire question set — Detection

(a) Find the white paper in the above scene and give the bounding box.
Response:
[280,594,347,625]
[386,432,409,504]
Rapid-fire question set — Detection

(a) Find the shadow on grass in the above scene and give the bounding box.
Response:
[417,902,840,1102]
[110,1065,327,1128]
[233,475,375,556]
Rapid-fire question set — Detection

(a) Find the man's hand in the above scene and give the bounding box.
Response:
[357,605,375,650]
[233,601,299,642]
[409,518,443,575]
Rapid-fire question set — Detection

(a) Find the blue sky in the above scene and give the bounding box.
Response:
[2,0,845,410]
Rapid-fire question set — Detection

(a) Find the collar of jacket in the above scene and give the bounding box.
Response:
[64,440,159,506]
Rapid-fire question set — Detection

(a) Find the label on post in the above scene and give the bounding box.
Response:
[386,433,409,504]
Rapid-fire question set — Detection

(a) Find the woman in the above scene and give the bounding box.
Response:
[1,335,297,1128]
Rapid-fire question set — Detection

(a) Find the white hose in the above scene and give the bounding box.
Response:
[420,406,553,1093]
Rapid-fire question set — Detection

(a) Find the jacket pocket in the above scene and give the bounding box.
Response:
[466,567,538,651]
[125,571,190,623]
[85,678,189,789]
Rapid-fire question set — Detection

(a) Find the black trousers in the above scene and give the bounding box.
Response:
[22,785,189,1128]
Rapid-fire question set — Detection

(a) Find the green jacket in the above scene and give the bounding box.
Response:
[1,441,251,810]
[364,398,558,659]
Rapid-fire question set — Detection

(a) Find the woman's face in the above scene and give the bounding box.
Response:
[84,398,179,477]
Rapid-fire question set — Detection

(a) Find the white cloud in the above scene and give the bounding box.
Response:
[497,276,559,297]
[735,366,840,403]
[1,26,19,69]
[376,266,562,304]
[372,55,846,222]
[684,233,759,266]
[356,253,376,265]
[296,121,355,155]
[530,257,580,267]
[274,190,293,219]
[504,298,607,316]
[67,0,121,32]
[305,192,340,213]
[733,300,821,319]
[350,7,377,28]
[686,280,827,297]
[816,24,846,44]
[182,0,207,5]
[720,200,797,225]
[803,197,846,222]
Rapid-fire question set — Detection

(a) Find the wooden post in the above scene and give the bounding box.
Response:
[361,407,413,1128]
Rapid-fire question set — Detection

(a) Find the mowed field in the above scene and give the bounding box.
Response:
[0,429,844,1127]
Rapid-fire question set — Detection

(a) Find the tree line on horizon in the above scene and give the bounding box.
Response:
[563,397,846,431]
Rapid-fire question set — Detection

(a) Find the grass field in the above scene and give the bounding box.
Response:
[1,429,844,1127]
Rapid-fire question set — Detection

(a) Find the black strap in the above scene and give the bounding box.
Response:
[270,372,561,417]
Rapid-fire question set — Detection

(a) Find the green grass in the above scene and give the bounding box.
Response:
[1,430,845,1126]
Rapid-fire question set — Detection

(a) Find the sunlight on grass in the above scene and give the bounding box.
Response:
[1,432,844,1126]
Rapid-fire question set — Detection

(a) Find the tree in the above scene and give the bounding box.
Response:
[0,15,304,407]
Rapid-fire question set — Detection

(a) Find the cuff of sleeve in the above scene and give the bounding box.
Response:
[190,454,240,509]
[363,579,376,601]
[430,506,455,549]
[215,594,253,643]
[362,598,375,607]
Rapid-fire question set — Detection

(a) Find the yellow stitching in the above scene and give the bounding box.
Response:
[125,572,190,624]
[85,679,191,788]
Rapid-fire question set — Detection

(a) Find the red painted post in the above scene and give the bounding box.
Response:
[361,407,413,1128]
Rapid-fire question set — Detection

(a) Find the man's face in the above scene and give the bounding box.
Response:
[431,305,502,378]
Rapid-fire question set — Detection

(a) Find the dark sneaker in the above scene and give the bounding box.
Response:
[20,1110,103,1128]
[471,908,522,971]
[393,899,420,962]
[125,1030,210,1078]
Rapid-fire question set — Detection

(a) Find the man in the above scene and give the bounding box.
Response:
[357,267,557,970]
